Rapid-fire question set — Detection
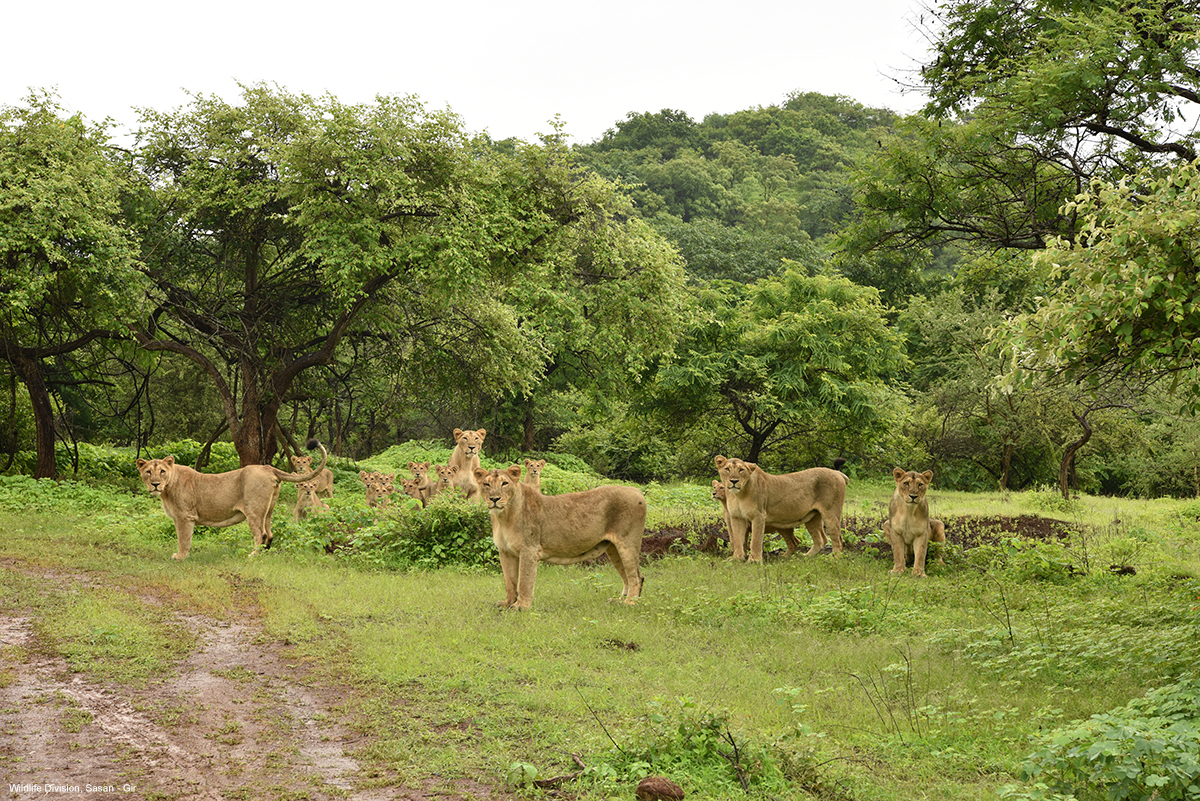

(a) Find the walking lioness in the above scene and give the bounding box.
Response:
[137,440,328,559]
[714,456,847,562]
[475,465,646,610]
[883,468,946,577]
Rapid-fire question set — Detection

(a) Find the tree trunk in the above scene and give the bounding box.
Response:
[12,355,58,479]
[1059,413,1093,500]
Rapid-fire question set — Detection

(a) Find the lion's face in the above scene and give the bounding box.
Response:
[296,480,321,502]
[893,468,933,504]
[523,459,545,481]
[711,479,727,503]
[136,457,177,497]
[409,461,430,480]
[435,464,458,483]
[714,456,756,494]
[454,428,487,458]
[291,454,313,472]
[475,466,522,510]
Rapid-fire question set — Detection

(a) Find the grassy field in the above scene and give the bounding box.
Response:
[2,453,1199,800]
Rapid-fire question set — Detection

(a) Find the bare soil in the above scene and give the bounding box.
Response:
[0,567,513,801]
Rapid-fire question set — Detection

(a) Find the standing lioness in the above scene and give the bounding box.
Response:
[475,465,646,610]
[883,468,945,578]
[714,456,847,563]
[137,440,328,560]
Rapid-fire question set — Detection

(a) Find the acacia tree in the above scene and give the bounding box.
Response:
[0,93,143,478]
[131,85,687,465]
[645,267,907,465]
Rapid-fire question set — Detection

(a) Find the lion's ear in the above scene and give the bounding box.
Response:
[136,459,147,468]
[921,471,934,483]
[714,455,726,468]
[449,465,459,476]
[454,428,464,439]
[893,467,906,481]
[478,428,487,438]
[712,479,721,488]
[473,468,488,482]
[506,465,523,481]
[523,458,531,467]
[745,462,759,472]
[163,456,175,466]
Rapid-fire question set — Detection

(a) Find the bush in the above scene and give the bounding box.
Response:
[1002,676,1200,801]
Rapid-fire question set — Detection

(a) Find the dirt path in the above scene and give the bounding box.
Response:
[0,598,509,800]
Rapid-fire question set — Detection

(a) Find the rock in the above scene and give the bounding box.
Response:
[635,775,684,800]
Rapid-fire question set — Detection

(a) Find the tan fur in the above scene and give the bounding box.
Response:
[359,470,396,508]
[400,477,426,507]
[432,464,460,498]
[290,453,334,497]
[711,479,797,556]
[522,458,546,490]
[449,428,486,500]
[408,461,433,502]
[293,479,329,522]
[475,465,646,610]
[137,443,328,559]
[713,456,848,563]
[883,468,946,578]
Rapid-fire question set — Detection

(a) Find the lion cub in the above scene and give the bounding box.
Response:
[293,479,329,522]
[408,461,433,503]
[475,465,645,610]
[431,464,459,498]
[522,458,546,490]
[449,428,487,500]
[883,468,946,578]
[290,453,334,497]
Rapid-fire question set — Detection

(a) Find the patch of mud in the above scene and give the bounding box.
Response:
[0,581,512,801]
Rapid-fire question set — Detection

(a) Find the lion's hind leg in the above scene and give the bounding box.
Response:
[604,540,643,603]
[930,517,946,564]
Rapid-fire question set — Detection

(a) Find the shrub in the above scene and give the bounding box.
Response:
[1004,675,1200,801]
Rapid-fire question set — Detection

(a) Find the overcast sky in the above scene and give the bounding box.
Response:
[3,0,932,144]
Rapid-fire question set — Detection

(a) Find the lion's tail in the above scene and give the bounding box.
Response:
[280,439,329,484]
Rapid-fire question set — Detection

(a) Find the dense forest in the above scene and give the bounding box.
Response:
[3,0,1200,497]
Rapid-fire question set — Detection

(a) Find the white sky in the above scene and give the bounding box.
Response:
[3,0,932,144]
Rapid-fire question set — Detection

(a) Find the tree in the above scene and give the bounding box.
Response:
[645,267,907,465]
[1002,161,1200,413]
[846,0,1200,255]
[131,85,688,466]
[0,92,142,478]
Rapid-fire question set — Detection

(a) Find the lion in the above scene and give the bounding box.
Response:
[400,477,426,507]
[474,465,645,610]
[449,428,487,500]
[711,479,797,556]
[431,463,459,498]
[883,468,946,578]
[713,456,848,563]
[290,453,333,497]
[408,461,433,502]
[522,458,546,490]
[293,479,329,522]
[137,439,328,559]
[360,470,396,508]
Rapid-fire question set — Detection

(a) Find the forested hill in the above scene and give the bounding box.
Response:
[573,92,899,283]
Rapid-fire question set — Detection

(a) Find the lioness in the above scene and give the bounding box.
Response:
[290,453,333,497]
[522,458,546,490]
[293,479,329,522]
[137,440,328,559]
[449,428,487,500]
[475,465,646,610]
[714,456,847,563]
[883,468,946,578]
[711,479,797,555]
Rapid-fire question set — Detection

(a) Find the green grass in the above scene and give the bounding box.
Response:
[2,465,1199,799]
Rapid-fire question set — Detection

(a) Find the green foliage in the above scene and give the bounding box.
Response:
[1004,676,1200,801]
[0,474,146,515]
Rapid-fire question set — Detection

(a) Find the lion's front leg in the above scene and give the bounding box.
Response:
[513,548,540,611]
[728,516,749,561]
[911,531,931,578]
[172,518,195,561]
[497,550,520,608]
[748,516,766,563]
[884,520,907,576]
